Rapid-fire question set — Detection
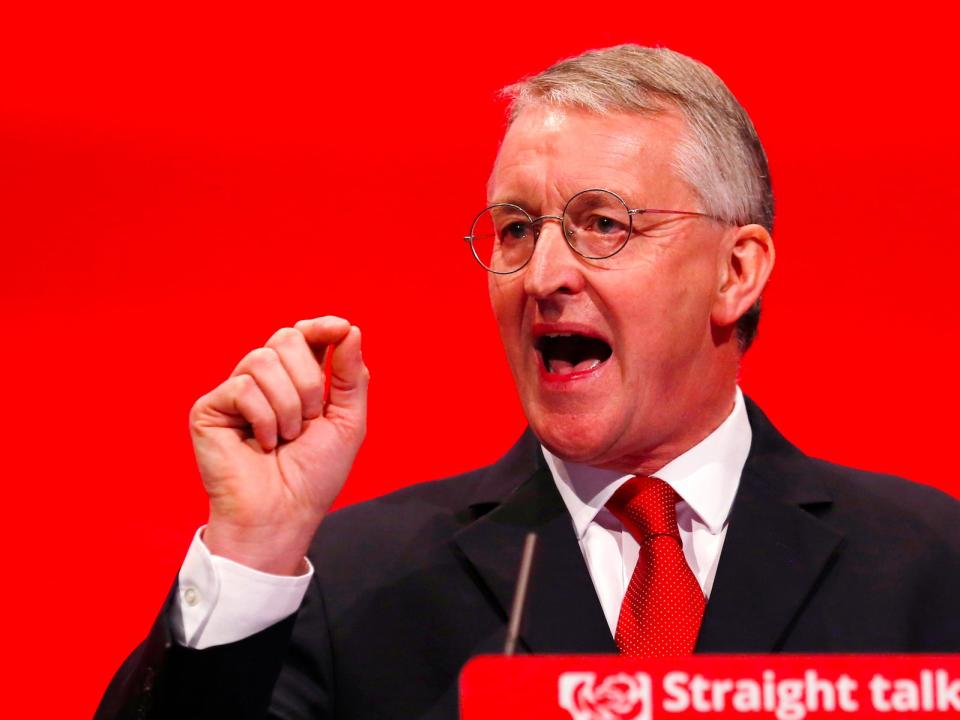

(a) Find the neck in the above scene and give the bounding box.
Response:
[600,361,740,477]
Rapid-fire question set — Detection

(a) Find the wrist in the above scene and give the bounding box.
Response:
[202,517,317,576]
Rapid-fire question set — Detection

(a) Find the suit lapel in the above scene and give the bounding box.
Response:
[456,400,844,656]
[453,434,617,655]
[696,400,844,652]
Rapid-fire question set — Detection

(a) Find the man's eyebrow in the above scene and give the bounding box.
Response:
[487,189,641,209]
[486,196,534,208]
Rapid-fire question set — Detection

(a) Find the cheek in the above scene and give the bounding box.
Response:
[659,242,722,319]
[613,269,715,365]
[488,278,525,351]
[487,278,507,326]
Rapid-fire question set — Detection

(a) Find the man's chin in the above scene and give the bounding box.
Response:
[529,418,617,466]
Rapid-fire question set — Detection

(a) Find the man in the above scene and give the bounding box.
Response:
[97,45,960,719]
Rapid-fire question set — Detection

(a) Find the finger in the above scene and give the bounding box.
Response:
[231,347,303,441]
[200,374,278,451]
[327,325,369,418]
[293,316,352,355]
[266,327,325,419]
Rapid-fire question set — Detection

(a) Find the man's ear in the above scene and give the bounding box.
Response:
[712,223,775,330]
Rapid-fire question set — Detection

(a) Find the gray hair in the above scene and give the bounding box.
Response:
[501,45,772,351]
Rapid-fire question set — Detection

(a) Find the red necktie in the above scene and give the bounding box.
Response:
[605,476,706,656]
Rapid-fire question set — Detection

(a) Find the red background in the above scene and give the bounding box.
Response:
[1,3,958,717]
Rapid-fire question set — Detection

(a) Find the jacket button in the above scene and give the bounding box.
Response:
[142,666,156,692]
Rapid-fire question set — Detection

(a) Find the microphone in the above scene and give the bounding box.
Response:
[503,532,538,656]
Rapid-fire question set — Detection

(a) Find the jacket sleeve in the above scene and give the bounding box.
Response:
[93,579,333,720]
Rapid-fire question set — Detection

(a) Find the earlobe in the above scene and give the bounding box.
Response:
[711,224,775,330]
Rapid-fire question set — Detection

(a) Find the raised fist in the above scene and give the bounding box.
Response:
[188,316,369,574]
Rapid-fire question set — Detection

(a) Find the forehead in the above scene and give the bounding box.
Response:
[489,104,691,205]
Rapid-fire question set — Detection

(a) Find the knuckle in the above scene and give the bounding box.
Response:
[304,378,326,396]
[281,394,303,416]
[250,410,274,428]
[232,373,257,395]
[304,365,326,389]
[267,326,302,348]
[301,387,326,412]
[301,380,324,399]
[246,346,280,368]
[188,395,207,422]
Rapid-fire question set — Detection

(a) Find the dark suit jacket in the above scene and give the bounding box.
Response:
[96,399,960,719]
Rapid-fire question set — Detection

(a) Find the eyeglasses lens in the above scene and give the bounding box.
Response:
[563,190,632,260]
[470,205,535,273]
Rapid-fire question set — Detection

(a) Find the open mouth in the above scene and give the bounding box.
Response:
[535,334,613,376]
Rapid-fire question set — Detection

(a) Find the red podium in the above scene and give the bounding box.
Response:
[460,655,960,719]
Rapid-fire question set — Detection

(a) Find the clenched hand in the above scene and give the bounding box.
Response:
[189,316,369,574]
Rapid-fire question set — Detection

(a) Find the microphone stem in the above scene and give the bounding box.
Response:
[504,532,537,656]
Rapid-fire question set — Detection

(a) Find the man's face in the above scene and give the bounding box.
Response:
[488,105,736,472]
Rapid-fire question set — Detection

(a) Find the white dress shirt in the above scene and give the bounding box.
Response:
[545,387,751,634]
[173,388,751,649]
[171,528,314,649]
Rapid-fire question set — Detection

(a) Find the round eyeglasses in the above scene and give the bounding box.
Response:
[464,188,716,274]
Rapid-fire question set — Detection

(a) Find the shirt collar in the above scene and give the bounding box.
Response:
[543,387,752,539]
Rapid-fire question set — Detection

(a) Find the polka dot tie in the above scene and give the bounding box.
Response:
[606,476,706,657]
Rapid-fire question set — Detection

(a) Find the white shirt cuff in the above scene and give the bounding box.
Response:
[169,526,313,649]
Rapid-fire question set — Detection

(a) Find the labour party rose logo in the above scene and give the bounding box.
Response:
[558,671,652,720]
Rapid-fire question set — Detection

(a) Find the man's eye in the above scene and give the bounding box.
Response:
[500,222,529,241]
[590,215,625,234]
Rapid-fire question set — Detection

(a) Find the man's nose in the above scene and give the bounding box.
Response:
[522,216,586,299]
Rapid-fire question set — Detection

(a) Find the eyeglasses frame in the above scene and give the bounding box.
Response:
[463,187,724,275]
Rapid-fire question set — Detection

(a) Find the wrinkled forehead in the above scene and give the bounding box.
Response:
[487,103,692,206]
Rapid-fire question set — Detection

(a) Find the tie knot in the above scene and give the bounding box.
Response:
[606,476,680,541]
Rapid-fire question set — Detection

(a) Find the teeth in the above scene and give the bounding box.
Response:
[545,358,602,375]
[536,333,613,377]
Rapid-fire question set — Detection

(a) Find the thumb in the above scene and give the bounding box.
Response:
[326,325,369,420]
